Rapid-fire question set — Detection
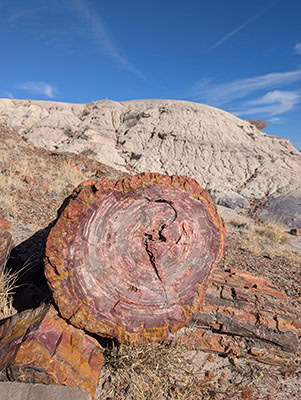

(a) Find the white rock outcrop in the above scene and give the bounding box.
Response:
[1,98,300,209]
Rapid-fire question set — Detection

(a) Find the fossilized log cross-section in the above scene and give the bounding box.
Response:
[0,303,103,399]
[45,173,225,343]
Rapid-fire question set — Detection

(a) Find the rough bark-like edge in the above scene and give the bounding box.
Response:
[45,172,225,344]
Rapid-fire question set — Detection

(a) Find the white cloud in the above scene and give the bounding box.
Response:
[6,8,36,22]
[211,1,280,49]
[268,117,282,123]
[17,81,58,98]
[73,0,144,78]
[2,91,13,99]
[235,90,301,116]
[294,43,301,55]
[190,68,301,105]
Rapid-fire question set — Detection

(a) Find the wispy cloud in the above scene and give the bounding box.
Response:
[17,81,58,98]
[212,1,280,49]
[294,43,301,55]
[268,117,282,123]
[235,90,301,116]
[73,0,144,78]
[190,68,301,105]
[5,8,36,22]
[2,91,14,99]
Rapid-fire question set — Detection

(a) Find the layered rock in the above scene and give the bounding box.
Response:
[1,98,300,210]
[45,173,225,344]
[176,267,301,366]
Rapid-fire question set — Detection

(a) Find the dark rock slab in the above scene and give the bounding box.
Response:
[259,192,301,229]
[209,188,249,209]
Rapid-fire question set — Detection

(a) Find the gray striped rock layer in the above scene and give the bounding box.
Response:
[1,98,300,214]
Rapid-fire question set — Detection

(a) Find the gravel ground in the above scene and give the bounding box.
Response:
[1,124,300,399]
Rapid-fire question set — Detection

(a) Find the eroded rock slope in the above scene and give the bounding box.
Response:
[1,98,300,216]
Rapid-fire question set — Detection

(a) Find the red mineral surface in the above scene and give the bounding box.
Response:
[176,267,301,365]
[45,173,225,343]
[0,303,103,399]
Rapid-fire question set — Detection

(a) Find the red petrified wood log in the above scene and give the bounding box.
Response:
[0,303,103,399]
[45,173,225,344]
[176,267,301,365]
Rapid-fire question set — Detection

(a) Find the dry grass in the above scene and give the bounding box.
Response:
[97,341,283,400]
[224,215,301,262]
[51,158,88,192]
[98,341,219,400]
[0,265,18,319]
[0,142,88,219]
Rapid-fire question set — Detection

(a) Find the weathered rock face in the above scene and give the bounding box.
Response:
[0,99,127,173]
[1,98,300,209]
[45,173,225,344]
[176,267,301,366]
[259,188,301,229]
[0,303,103,399]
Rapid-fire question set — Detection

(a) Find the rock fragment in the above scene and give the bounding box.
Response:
[0,303,103,399]
[176,267,301,365]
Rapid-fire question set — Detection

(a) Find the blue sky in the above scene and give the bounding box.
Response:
[1,0,301,149]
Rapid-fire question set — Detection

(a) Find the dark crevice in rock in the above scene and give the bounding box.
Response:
[273,315,280,331]
[143,237,162,282]
[112,300,120,310]
[66,305,81,323]
[91,184,98,193]
[154,199,178,225]
[129,152,142,161]
[175,232,183,244]
[158,223,167,242]
[50,332,63,358]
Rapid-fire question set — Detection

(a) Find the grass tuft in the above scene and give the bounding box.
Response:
[224,215,300,262]
[0,265,18,319]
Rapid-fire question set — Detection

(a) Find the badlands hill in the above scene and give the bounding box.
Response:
[0,98,300,227]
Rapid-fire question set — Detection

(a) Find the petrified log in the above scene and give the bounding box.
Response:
[45,173,225,344]
[0,303,103,399]
[176,267,301,365]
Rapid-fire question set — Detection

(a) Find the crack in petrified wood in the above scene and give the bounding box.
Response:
[143,235,163,283]
[45,173,225,344]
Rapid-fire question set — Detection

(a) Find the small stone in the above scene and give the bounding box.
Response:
[206,353,215,362]
[21,174,35,184]
[289,228,301,236]
[0,217,11,230]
